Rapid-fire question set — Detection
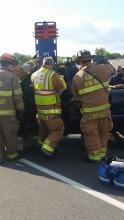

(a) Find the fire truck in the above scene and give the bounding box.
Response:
[34,21,58,62]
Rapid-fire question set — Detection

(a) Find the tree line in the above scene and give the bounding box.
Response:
[95,48,124,59]
[13,48,124,64]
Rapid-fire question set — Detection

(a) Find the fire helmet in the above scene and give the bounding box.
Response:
[77,50,93,63]
[0,53,18,65]
[43,57,54,66]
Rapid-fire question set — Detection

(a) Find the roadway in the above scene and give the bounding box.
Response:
[0,135,124,220]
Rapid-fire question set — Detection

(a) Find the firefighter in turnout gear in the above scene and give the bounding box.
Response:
[0,53,24,162]
[31,57,67,161]
[72,50,114,162]
[20,56,42,79]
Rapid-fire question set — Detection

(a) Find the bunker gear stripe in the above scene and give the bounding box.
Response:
[42,143,54,153]
[81,103,110,113]
[34,89,55,95]
[0,110,15,116]
[0,91,12,96]
[38,109,62,115]
[78,81,109,95]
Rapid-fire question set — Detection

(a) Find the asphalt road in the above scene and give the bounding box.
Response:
[0,135,124,220]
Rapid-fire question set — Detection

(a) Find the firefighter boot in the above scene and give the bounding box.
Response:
[88,150,102,163]
[40,142,58,162]
[7,152,19,161]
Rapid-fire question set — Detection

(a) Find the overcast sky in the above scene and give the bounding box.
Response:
[1,0,124,56]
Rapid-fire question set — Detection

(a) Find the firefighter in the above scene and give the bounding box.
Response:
[11,55,42,81]
[31,56,67,161]
[21,56,42,78]
[109,66,124,89]
[72,50,114,162]
[0,53,24,162]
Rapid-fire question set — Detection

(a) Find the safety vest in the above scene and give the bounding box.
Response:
[32,67,61,115]
[77,73,110,113]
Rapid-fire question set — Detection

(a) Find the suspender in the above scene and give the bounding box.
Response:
[85,68,108,95]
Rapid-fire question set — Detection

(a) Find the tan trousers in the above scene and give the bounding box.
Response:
[80,117,113,154]
[0,116,19,158]
[38,116,64,150]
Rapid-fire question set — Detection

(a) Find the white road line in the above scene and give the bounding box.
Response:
[20,158,124,211]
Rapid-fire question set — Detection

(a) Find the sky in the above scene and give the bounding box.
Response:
[1,0,124,57]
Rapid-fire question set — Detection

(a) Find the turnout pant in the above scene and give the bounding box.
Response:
[80,116,113,154]
[0,116,19,158]
[38,116,64,151]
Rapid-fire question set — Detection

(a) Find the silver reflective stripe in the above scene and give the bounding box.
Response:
[35,90,55,95]
[99,176,110,182]
[114,180,124,187]
[44,70,52,90]
[38,109,61,114]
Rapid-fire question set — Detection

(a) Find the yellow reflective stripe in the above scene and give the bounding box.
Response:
[0,110,15,115]
[39,67,49,73]
[7,152,19,160]
[13,88,22,95]
[48,71,55,90]
[38,109,61,114]
[42,143,54,153]
[78,81,109,95]
[35,94,57,105]
[81,103,110,113]
[45,70,52,90]
[59,76,67,90]
[0,91,12,96]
